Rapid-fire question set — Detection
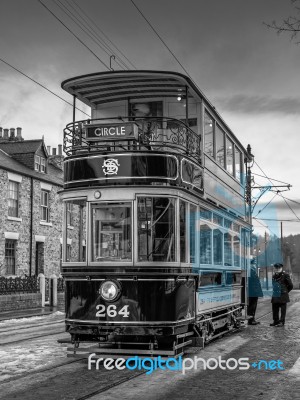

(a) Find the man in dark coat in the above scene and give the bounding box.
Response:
[270,263,293,327]
[248,259,263,325]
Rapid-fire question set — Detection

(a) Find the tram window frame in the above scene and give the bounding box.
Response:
[233,234,241,267]
[137,196,176,263]
[234,147,243,183]
[199,222,212,265]
[224,232,233,266]
[225,271,242,286]
[213,228,223,266]
[199,271,223,287]
[63,198,87,264]
[204,111,214,158]
[179,200,187,263]
[91,202,133,263]
[226,137,234,175]
[189,203,197,265]
[215,124,225,168]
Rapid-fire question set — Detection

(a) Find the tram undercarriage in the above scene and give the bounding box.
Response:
[62,305,244,358]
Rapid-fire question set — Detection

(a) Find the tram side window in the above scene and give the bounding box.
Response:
[215,125,225,168]
[179,200,187,263]
[189,204,197,264]
[226,137,234,175]
[213,229,223,265]
[64,199,87,262]
[137,197,175,262]
[233,235,240,267]
[200,272,222,286]
[235,147,243,183]
[92,203,132,262]
[226,272,242,286]
[224,233,233,266]
[200,224,212,264]
[204,112,214,158]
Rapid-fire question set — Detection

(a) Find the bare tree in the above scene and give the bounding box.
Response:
[264,0,300,42]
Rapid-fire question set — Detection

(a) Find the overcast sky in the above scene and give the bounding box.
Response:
[1,0,300,236]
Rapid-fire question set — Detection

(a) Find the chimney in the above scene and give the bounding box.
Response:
[4,129,9,139]
[52,148,57,156]
[10,128,15,139]
[58,144,62,155]
[47,146,51,155]
[16,127,22,140]
[0,127,2,138]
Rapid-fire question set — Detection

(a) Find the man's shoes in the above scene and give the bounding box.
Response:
[248,320,260,325]
[270,322,279,326]
[275,322,285,327]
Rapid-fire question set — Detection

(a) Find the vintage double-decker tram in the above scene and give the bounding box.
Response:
[61,70,252,357]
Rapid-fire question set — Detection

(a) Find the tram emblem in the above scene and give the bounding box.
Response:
[102,158,120,175]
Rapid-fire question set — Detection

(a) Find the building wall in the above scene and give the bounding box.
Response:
[0,168,63,277]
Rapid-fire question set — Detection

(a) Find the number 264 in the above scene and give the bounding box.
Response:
[95,304,130,318]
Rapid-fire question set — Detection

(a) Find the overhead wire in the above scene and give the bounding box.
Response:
[253,160,300,232]
[52,0,129,70]
[0,57,90,117]
[130,0,192,79]
[38,0,110,70]
[70,0,136,70]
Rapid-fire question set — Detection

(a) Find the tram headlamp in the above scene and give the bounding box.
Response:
[99,280,121,302]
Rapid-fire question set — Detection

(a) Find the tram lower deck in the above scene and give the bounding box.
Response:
[62,187,248,356]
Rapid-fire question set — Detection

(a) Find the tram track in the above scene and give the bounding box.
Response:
[0,319,64,334]
[0,327,65,346]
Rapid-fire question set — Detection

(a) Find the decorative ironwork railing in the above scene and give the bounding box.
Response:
[64,116,202,163]
[57,277,65,292]
[0,275,40,295]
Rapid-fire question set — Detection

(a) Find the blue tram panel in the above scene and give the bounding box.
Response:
[60,71,252,356]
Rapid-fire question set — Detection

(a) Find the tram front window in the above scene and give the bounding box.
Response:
[64,199,87,262]
[92,203,132,261]
[137,197,175,262]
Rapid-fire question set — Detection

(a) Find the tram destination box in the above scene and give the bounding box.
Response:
[85,122,138,141]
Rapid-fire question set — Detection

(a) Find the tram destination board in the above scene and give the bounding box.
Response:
[85,122,138,141]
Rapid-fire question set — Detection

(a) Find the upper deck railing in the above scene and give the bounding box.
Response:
[63,117,202,164]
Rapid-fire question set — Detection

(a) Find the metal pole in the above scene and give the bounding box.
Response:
[281,221,283,262]
[73,95,76,124]
[265,231,268,290]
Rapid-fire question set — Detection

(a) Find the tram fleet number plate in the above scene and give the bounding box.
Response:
[95,304,130,318]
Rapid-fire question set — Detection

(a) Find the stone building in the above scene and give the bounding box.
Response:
[0,127,64,278]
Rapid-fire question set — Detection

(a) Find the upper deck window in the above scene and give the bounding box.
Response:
[204,112,214,158]
[130,101,163,119]
[226,137,234,175]
[235,147,243,183]
[215,125,225,168]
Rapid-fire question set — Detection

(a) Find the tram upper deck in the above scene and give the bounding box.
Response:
[62,70,251,221]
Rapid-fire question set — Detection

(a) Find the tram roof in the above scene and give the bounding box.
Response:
[61,70,250,156]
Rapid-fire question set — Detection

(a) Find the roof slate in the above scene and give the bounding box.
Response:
[0,149,63,186]
[0,140,44,155]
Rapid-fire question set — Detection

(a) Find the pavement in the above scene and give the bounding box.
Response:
[0,305,64,322]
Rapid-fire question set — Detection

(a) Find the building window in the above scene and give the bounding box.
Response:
[5,240,16,275]
[66,203,73,226]
[35,155,46,173]
[40,190,50,222]
[8,181,19,217]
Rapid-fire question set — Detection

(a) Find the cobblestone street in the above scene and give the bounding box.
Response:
[0,293,299,400]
